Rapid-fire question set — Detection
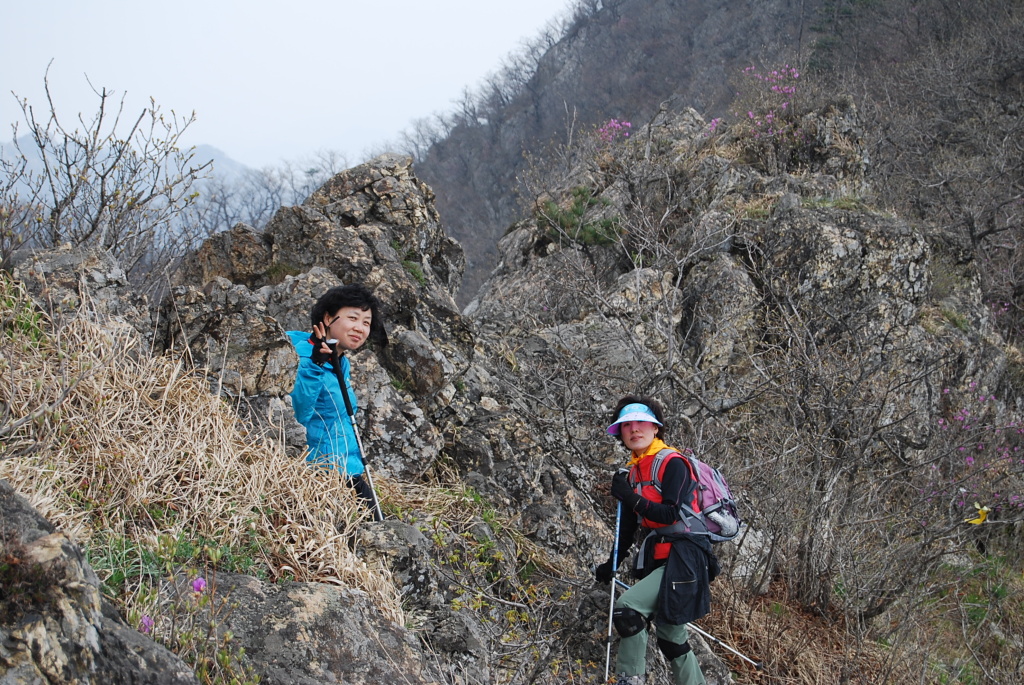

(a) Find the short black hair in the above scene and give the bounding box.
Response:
[609,395,669,446]
[311,284,389,346]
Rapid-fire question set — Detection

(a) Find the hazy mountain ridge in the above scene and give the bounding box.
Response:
[410,0,1022,321]
[1,136,247,179]
[412,0,820,304]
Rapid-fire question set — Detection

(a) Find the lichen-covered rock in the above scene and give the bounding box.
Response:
[680,253,760,379]
[210,572,442,685]
[346,348,444,480]
[355,521,439,609]
[157,277,297,397]
[172,222,272,290]
[754,207,929,334]
[259,267,340,333]
[11,245,153,348]
[0,480,198,684]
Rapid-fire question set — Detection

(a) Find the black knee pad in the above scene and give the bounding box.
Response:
[657,637,692,661]
[612,608,647,638]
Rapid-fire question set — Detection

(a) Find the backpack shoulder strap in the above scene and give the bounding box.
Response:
[648,447,710,537]
[648,448,694,490]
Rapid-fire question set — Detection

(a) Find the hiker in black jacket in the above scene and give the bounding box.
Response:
[595,396,718,685]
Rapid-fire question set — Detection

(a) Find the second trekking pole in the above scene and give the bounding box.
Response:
[330,349,384,522]
[604,498,623,681]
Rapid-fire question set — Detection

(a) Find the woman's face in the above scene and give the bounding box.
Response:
[619,420,658,453]
[323,306,372,351]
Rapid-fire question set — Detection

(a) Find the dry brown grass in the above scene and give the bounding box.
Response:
[704,579,924,684]
[0,273,402,622]
[720,193,780,220]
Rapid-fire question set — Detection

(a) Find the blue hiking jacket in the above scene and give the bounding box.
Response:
[287,331,364,476]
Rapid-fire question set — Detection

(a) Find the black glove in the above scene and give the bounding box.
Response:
[611,471,644,512]
[595,560,614,584]
[309,334,332,365]
[611,471,636,502]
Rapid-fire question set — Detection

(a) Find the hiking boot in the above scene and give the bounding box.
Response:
[615,675,646,685]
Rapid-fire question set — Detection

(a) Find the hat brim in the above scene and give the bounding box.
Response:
[607,411,663,435]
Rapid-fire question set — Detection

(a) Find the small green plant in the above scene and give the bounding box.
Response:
[0,273,45,343]
[88,535,162,596]
[745,206,772,219]
[263,262,302,285]
[801,195,869,211]
[536,186,620,246]
[128,537,261,685]
[941,308,970,331]
[393,243,427,285]
[402,259,426,285]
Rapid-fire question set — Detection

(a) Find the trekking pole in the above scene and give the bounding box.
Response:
[613,578,764,671]
[604,497,623,682]
[329,348,385,522]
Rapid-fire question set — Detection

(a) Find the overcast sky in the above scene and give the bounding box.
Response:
[2,0,571,169]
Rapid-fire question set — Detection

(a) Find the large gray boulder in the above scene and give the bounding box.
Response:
[211,571,443,685]
[10,245,154,349]
[0,480,198,684]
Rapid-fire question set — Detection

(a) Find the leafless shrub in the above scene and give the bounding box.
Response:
[4,67,211,289]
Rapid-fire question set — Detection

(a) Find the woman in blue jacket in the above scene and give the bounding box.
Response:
[288,284,388,509]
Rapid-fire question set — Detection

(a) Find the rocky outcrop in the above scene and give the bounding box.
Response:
[164,154,465,479]
[209,570,443,685]
[462,104,1021,627]
[0,480,198,684]
[12,245,154,349]
[159,276,298,397]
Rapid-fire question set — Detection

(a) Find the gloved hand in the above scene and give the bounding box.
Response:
[610,471,635,502]
[594,560,614,584]
[611,471,643,511]
[309,333,333,365]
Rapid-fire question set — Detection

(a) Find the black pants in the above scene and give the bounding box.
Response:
[348,474,378,511]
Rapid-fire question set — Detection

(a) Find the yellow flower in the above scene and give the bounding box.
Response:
[964,501,990,525]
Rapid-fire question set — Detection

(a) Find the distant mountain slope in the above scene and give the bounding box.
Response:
[413,0,821,305]
[192,144,250,182]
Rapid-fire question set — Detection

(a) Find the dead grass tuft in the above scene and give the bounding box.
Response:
[0,273,402,622]
[705,579,920,684]
[721,194,779,220]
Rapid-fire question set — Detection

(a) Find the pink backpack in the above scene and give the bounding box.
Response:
[648,448,741,542]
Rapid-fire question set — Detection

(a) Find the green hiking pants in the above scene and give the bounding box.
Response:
[615,565,706,685]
